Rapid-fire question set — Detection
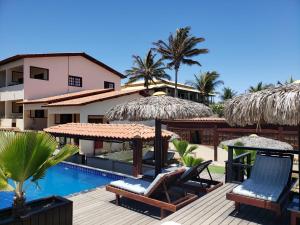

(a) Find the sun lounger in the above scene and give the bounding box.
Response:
[178,160,223,193]
[142,151,175,165]
[106,168,198,219]
[226,153,295,216]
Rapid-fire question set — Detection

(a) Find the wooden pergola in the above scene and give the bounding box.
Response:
[44,123,173,177]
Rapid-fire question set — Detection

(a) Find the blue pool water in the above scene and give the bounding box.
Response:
[0,162,124,209]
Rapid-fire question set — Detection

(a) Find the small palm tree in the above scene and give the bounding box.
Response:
[153,26,208,97]
[125,50,170,92]
[186,71,223,104]
[0,132,78,215]
[220,87,237,101]
[277,76,295,86]
[248,82,274,92]
[172,139,203,167]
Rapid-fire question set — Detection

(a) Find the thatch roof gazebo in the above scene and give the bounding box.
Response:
[220,134,293,150]
[224,83,300,127]
[224,82,300,197]
[105,95,213,175]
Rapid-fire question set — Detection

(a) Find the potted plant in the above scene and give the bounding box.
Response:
[172,139,203,167]
[0,131,78,225]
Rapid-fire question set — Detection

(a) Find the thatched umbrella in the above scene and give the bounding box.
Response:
[105,95,212,175]
[224,83,300,127]
[220,134,293,150]
[224,82,300,196]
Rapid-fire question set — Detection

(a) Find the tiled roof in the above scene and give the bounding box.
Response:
[44,123,174,141]
[44,89,145,107]
[21,89,113,104]
[0,52,125,78]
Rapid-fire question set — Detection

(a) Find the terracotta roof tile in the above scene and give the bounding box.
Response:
[44,123,174,141]
[44,89,145,107]
[21,89,113,104]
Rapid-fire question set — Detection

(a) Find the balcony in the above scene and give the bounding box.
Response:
[0,84,24,101]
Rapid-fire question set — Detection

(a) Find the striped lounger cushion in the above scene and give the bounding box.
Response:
[232,154,291,202]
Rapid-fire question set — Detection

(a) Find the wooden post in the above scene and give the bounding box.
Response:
[155,119,162,176]
[132,139,143,177]
[278,126,283,141]
[213,125,218,161]
[227,146,233,183]
[162,139,169,167]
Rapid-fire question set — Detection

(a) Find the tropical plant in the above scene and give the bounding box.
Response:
[277,76,295,86]
[125,50,171,92]
[0,131,78,214]
[153,26,208,97]
[172,139,203,167]
[210,103,224,117]
[220,87,237,101]
[248,82,274,93]
[186,71,223,104]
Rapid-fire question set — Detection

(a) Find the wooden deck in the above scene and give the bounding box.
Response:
[69,173,291,225]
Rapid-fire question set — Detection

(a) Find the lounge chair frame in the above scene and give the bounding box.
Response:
[179,160,223,193]
[226,153,295,216]
[106,169,198,219]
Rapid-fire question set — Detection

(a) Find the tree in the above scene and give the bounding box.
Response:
[248,82,274,93]
[220,87,237,101]
[277,76,295,86]
[153,26,208,97]
[125,50,170,93]
[172,139,203,167]
[0,132,78,214]
[186,71,223,104]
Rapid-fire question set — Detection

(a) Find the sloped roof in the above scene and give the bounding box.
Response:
[21,89,113,104]
[0,52,125,78]
[44,123,173,141]
[44,89,145,107]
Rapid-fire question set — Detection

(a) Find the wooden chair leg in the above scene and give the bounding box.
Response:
[116,194,120,206]
[290,212,297,225]
[235,202,240,211]
[160,208,166,219]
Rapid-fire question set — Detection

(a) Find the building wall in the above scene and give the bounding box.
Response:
[45,93,143,155]
[23,56,121,100]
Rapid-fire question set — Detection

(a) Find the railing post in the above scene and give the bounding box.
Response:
[227,146,233,183]
[246,153,251,179]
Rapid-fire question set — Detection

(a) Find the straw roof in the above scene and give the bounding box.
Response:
[219,134,293,150]
[224,83,300,126]
[105,95,213,121]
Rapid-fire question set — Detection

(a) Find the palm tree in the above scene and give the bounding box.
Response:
[220,87,237,101]
[153,26,208,97]
[0,132,78,214]
[125,50,171,93]
[172,139,203,167]
[186,71,224,104]
[248,82,274,93]
[277,76,295,86]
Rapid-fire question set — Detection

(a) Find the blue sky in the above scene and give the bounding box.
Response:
[0,0,299,94]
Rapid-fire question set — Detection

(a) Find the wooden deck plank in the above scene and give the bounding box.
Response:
[69,173,290,225]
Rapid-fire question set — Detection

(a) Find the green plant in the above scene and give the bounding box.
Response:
[125,49,171,92]
[210,103,224,117]
[153,26,208,97]
[0,131,78,214]
[220,87,237,101]
[186,71,223,104]
[172,139,203,167]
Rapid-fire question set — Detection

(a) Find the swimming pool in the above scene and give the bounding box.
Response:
[0,162,125,209]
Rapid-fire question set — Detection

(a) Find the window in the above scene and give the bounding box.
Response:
[12,102,23,113]
[30,66,49,80]
[104,81,115,89]
[55,114,79,124]
[68,75,82,87]
[30,110,46,118]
